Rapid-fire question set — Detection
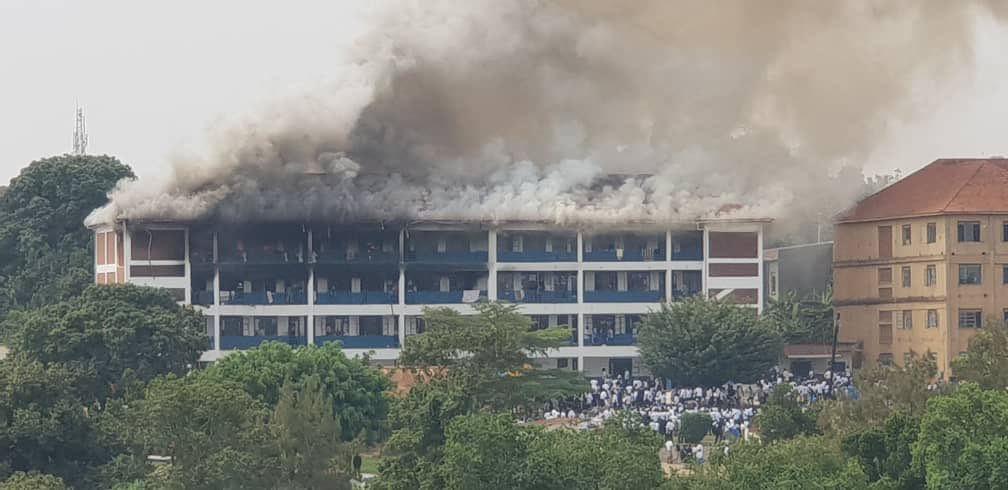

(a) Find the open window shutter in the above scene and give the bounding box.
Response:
[351,277,361,293]
[439,276,450,292]
[585,271,595,291]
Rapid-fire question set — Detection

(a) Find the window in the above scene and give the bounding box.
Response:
[925,264,937,287]
[879,311,893,344]
[878,267,892,284]
[927,310,939,328]
[959,309,982,328]
[1004,309,1008,323]
[1003,222,1008,242]
[959,264,982,285]
[879,353,894,366]
[769,272,778,296]
[927,222,937,243]
[958,221,981,242]
[557,358,569,369]
[901,266,911,288]
[878,287,892,299]
[902,310,913,329]
[902,224,912,245]
[1004,265,1008,284]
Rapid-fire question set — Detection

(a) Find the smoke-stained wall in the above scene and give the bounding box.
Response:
[86,1,1007,228]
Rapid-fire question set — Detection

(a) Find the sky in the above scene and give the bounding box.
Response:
[1,0,1007,185]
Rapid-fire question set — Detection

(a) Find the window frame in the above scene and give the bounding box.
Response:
[902,310,913,329]
[902,224,912,245]
[959,264,982,285]
[958,221,981,243]
[927,222,937,244]
[901,266,911,288]
[925,264,937,287]
[958,309,982,329]
[927,309,939,328]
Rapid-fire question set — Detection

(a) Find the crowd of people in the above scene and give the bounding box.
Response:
[537,366,855,462]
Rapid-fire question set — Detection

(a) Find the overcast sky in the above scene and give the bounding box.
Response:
[1,0,1006,185]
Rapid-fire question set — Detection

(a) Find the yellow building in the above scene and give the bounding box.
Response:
[834,159,1008,376]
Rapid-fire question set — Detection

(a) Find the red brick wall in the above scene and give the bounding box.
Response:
[131,230,185,260]
[708,232,758,259]
[708,263,759,277]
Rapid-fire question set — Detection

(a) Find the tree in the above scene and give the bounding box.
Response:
[204,341,391,442]
[668,437,870,489]
[755,384,820,443]
[5,284,206,404]
[951,319,1008,390]
[638,298,783,387]
[265,379,355,490]
[399,302,586,412]
[0,154,133,314]
[762,289,834,345]
[818,355,943,435]
[843,413,923,490]
[913,383,1008,490]
[0,357,106,486]
[679,412,712,444]
[0,472,66,490]
[127,374,270,490]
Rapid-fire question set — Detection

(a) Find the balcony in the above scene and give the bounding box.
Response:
[671,248,703,261]
[314,250,399,266]
[583,248,666,262]
[497,251,577,263]
[499,290,577,303]
[671,289,702,301]
[223,291,308,305]
[220,336,308,350]
[314,335,400,349]
[406,251,488,266]
[406,290,487,304]
[193,290,214,306]
[583,290,664,303]
[584,332,637,346]
[316,291,396,305]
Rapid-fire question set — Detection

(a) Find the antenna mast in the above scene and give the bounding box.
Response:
[73,103,89,155]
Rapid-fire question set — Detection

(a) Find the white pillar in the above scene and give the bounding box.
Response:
[702,226,710,298]
[123,221,132,282]
[488,228,498,301]
[213,264,221,351]
[184,227,191,304]
[757,224,765,314]
[307,228,315,346]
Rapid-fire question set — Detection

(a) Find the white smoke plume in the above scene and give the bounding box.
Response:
[86,0,1006,229]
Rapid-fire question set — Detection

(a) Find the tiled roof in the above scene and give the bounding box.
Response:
[837,158,1008,223]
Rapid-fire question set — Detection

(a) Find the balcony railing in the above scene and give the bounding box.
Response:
[583,248,666,262]
[671,249,703,261]
[220,336,307,350]
[584,332,637,346]
[223,291,308,305]
[316,291,396,305]
[405,251,489,264]
[219,251,307,265]
[193,290,214,306]
[314,250,398,265]
[406,290,487,304]
[583,290,664,303]
[497,251,578,262]
[314,335,400,349]
[498,290,577,303]
[671,289,702,301]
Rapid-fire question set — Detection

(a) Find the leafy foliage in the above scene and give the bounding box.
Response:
[951,319,1008,390]
[0,472,67,490]
[0,357,106,486]
[762,289,834,345]
[818,355,943,435]
[667,436,870,489]
[0,154,133,315]
[842,413,923,490]
[755,384,820,443]
[5,284,206,404]
[638,298,783,386]
[679,412,712,444]
[204,341,391,442]
[913,384,1008,489]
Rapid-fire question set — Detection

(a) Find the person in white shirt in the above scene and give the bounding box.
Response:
[693,443,704,464]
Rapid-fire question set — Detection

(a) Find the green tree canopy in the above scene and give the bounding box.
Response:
[0,154,133,314]
[762,289,834,345]
[399,302,586,412]
[127,374,270,490]
[912,383,1008,489]
[755,384,820,443]
[204,341,391,442]
[5,284,206,404]
[951,319,1008,390]
[638,298,783,386]
[0,357,106,486]
[0,472,67,490]
[843,413,923,490]
[818,355,943,435]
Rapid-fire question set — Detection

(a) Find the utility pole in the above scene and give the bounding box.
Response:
[73,103,88,155]
[827,311,840,397]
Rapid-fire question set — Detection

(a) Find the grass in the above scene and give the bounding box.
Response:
[360,454,383,475]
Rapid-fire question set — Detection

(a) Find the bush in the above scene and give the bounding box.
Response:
[679,412,711,444]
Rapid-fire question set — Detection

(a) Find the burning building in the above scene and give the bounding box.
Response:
[89,212,766,374]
